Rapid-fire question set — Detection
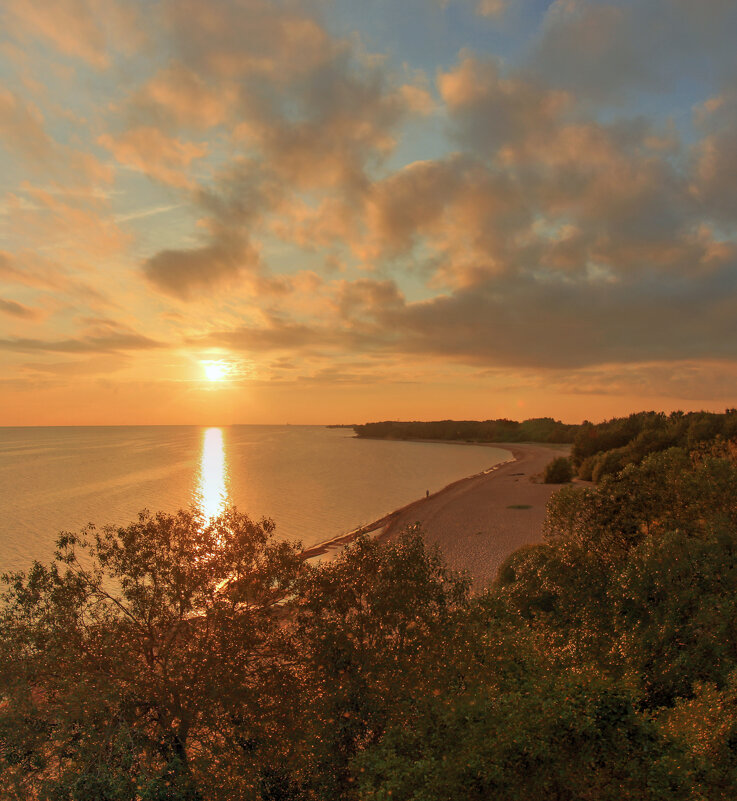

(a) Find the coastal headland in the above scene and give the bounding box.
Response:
[301,442,571,591]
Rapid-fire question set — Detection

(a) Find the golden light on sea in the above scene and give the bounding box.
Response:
[196,427,231,520]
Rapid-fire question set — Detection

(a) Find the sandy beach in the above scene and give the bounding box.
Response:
[302,442,570,591]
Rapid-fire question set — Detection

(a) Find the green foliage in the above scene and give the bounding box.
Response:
[614,528,737,706]
[293,529,472,800]
[571,408,737,481]
[356,671,695,801]
[659,673,737,797]
[543,456,573,483]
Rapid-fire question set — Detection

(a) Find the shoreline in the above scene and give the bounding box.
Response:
[301,442,570,587]
[299,444,516,561]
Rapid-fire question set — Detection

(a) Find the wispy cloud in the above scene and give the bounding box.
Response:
[115,203,182,223]
[0,297,41,319]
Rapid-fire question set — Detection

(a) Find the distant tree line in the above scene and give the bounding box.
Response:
[2,426,737,798]
[353,417,578,444]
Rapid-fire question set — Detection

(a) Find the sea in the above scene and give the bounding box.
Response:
[0,425,510,575]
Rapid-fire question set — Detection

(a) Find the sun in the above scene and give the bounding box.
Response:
[201,360,229,382]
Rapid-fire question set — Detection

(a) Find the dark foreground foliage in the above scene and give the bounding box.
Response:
[2,437,737,799]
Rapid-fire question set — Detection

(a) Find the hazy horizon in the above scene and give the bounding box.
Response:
[1,403,735,429]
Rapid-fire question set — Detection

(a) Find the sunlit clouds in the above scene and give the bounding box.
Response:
[2,0,737,424]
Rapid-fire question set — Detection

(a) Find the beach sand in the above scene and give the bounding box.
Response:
[302,442,570,591]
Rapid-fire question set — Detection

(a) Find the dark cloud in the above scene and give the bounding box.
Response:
[439,55,570,157]
[191,319,337,354]
[540,360,737,401]
[334,278,405,319]
[376,262,737,369]
[692,88,737,226]
[528,0,737,103]
[0,333,164,354]
[0,297,39,319]
[143,237,259,299]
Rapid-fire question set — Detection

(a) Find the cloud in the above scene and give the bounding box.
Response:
[143,237,260,300]
[363,154,530,283]
[99,128,207,188]
[141,159,281,297]
[437,0,509,18]
[528,0,737,103]
[127,62,236,131]
[0,88,55,165]
[372,259,737,369]
[0,88,112,186]
[192,319,336,354]
[163,0,424,194]
[0,298,41,319]
[334,278,405,320]
[438,54,571,157]
[691,87,737,225]
[0,332,164,355]
[539,361,737,402]
[187,248,737,370]
[21,354,129,376]
[5,187,128,268]
[0,251,23,282]
[132,0,427,297]
[475,0,507,17]
[3,0,144,68]
[115,203,182,223]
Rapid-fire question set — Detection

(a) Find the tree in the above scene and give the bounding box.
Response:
[293,529,472,800]
[0,508,305,801]
[356,669,695,801]
[543,456,573,484]
[614,528,737,707]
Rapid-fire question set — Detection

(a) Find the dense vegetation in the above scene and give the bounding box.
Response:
[2,432,737,798]
[353,417,578,444]
[571,408,737,481]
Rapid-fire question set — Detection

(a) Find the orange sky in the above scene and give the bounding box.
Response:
[1,0,737,426]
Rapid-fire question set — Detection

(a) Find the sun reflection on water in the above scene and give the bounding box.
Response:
[196,427,231,520]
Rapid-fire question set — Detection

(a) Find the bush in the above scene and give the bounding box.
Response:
[577,455,596,481]
[591,447,629,483]
[544,456,573,484]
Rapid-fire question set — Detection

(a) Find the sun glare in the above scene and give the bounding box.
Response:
[196,427,230,520]
[202,360,229,382]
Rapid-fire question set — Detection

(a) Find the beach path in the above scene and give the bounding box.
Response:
[381,443,570,591]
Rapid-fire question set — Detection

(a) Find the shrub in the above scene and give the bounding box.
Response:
[591,447,629,482]
[544,456,573,484]
[577,455,596,481]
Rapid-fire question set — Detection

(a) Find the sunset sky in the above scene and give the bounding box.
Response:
[1,0,737,425]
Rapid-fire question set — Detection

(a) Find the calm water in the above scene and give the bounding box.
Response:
[0,426,510,574]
